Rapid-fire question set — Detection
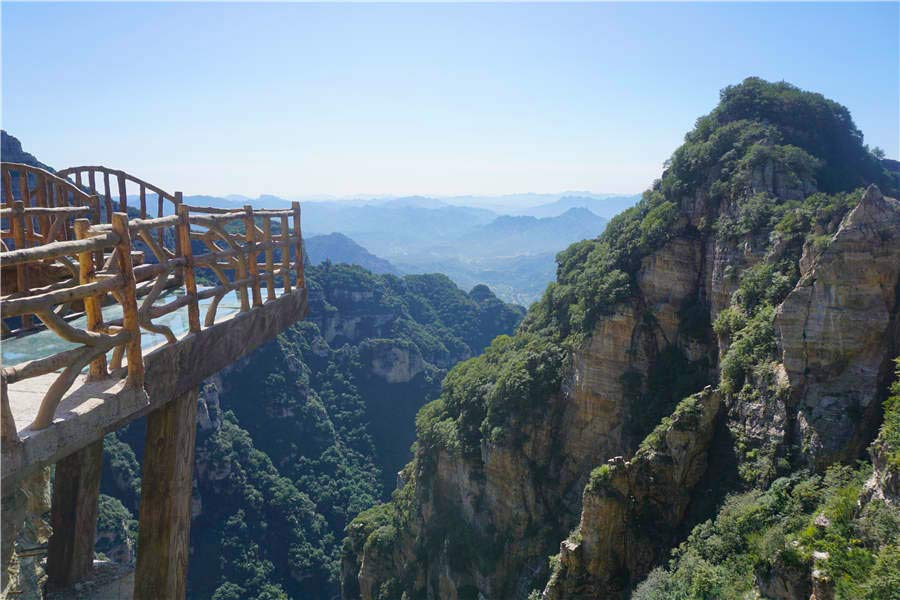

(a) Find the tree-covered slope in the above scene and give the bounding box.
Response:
[341,78,899,600]
[99,263,524,599]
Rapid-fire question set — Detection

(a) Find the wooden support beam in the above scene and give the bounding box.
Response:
[45,440,103,590]
[134,389,199,600]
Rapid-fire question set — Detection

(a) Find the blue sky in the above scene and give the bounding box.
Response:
[2,2,898,198]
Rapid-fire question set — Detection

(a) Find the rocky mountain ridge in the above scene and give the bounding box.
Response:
[340,78,900,600]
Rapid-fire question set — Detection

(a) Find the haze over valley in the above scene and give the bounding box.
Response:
[184,191,639,305]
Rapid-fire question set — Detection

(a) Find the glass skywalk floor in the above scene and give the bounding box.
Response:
[2,289,245,367]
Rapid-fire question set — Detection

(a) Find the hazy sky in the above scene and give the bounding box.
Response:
[2,2,898,198]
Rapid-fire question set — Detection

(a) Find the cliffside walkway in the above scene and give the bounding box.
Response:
[0,163,308,599]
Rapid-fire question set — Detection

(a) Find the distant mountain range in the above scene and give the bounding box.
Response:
[3,130,638,304]
[305,232,398,275]
[162,192,622,305]
[457,207,608,256]
[510,194,640,219]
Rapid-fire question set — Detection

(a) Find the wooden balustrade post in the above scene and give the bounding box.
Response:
[117,172,128,213]
[17,164,29,207]
[88,170,98,204]
[244,205,262,307]
[102,172,113,223]
[111,213,143,388]
[177,204,201,333]
[279,214,291,294]
[173,191,184,286]
[46,440,103,591]
[74,219,108,380]
[88,194,101,225]
[262,217,276,301]
[139,184,147,218]
[13,167,30,246]
[2,166,13,207]
[10,201,32,329]
[35,176,50,241]
[88,195,104,274]
[292,201,304,288]
[234,216,250,312]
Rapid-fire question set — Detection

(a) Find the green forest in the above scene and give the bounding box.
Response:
[98,263,524,599]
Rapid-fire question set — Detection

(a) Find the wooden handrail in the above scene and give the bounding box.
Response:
[2,163,97,205]
[0,232,118,267]
[1,168,306,436]
[57,166,179,204]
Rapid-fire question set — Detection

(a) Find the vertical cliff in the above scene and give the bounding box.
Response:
[340,78,900,599]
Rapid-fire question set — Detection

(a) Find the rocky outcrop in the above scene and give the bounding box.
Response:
[360,340,427,384]
[2,468,52,599]
[543,388,722,599]
[0,131,52,171]
[342,234,719,598]
[539,188,900,598]
[776,185,900,468]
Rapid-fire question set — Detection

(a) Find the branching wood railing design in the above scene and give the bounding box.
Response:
[187,204,304,327]
[1,165,304,439]
[1,213,142,433]
[2,164,102,333]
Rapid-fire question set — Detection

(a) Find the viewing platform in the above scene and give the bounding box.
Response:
[0,163,308,599]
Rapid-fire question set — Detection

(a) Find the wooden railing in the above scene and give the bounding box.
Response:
[1,213,142,432]
[187,204,304,326]
[56,166,181,223]
[1,166,305,438]
[2,163,102,242]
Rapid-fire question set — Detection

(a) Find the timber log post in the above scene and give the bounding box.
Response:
[45,440,103,590]
[134,388,199,600]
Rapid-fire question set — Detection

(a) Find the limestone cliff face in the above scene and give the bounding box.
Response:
[539,187,900,598]
[544,388,722,599]
[360,340,427,384]
[342,185,900,599]
[776,186,900,469]
[340,237,720,599]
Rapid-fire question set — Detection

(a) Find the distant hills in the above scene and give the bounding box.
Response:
[511,194,640,219]
[458,207,608,256]
[305,232,398,275]
[3,130,637,304]
[176,193,618,304]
